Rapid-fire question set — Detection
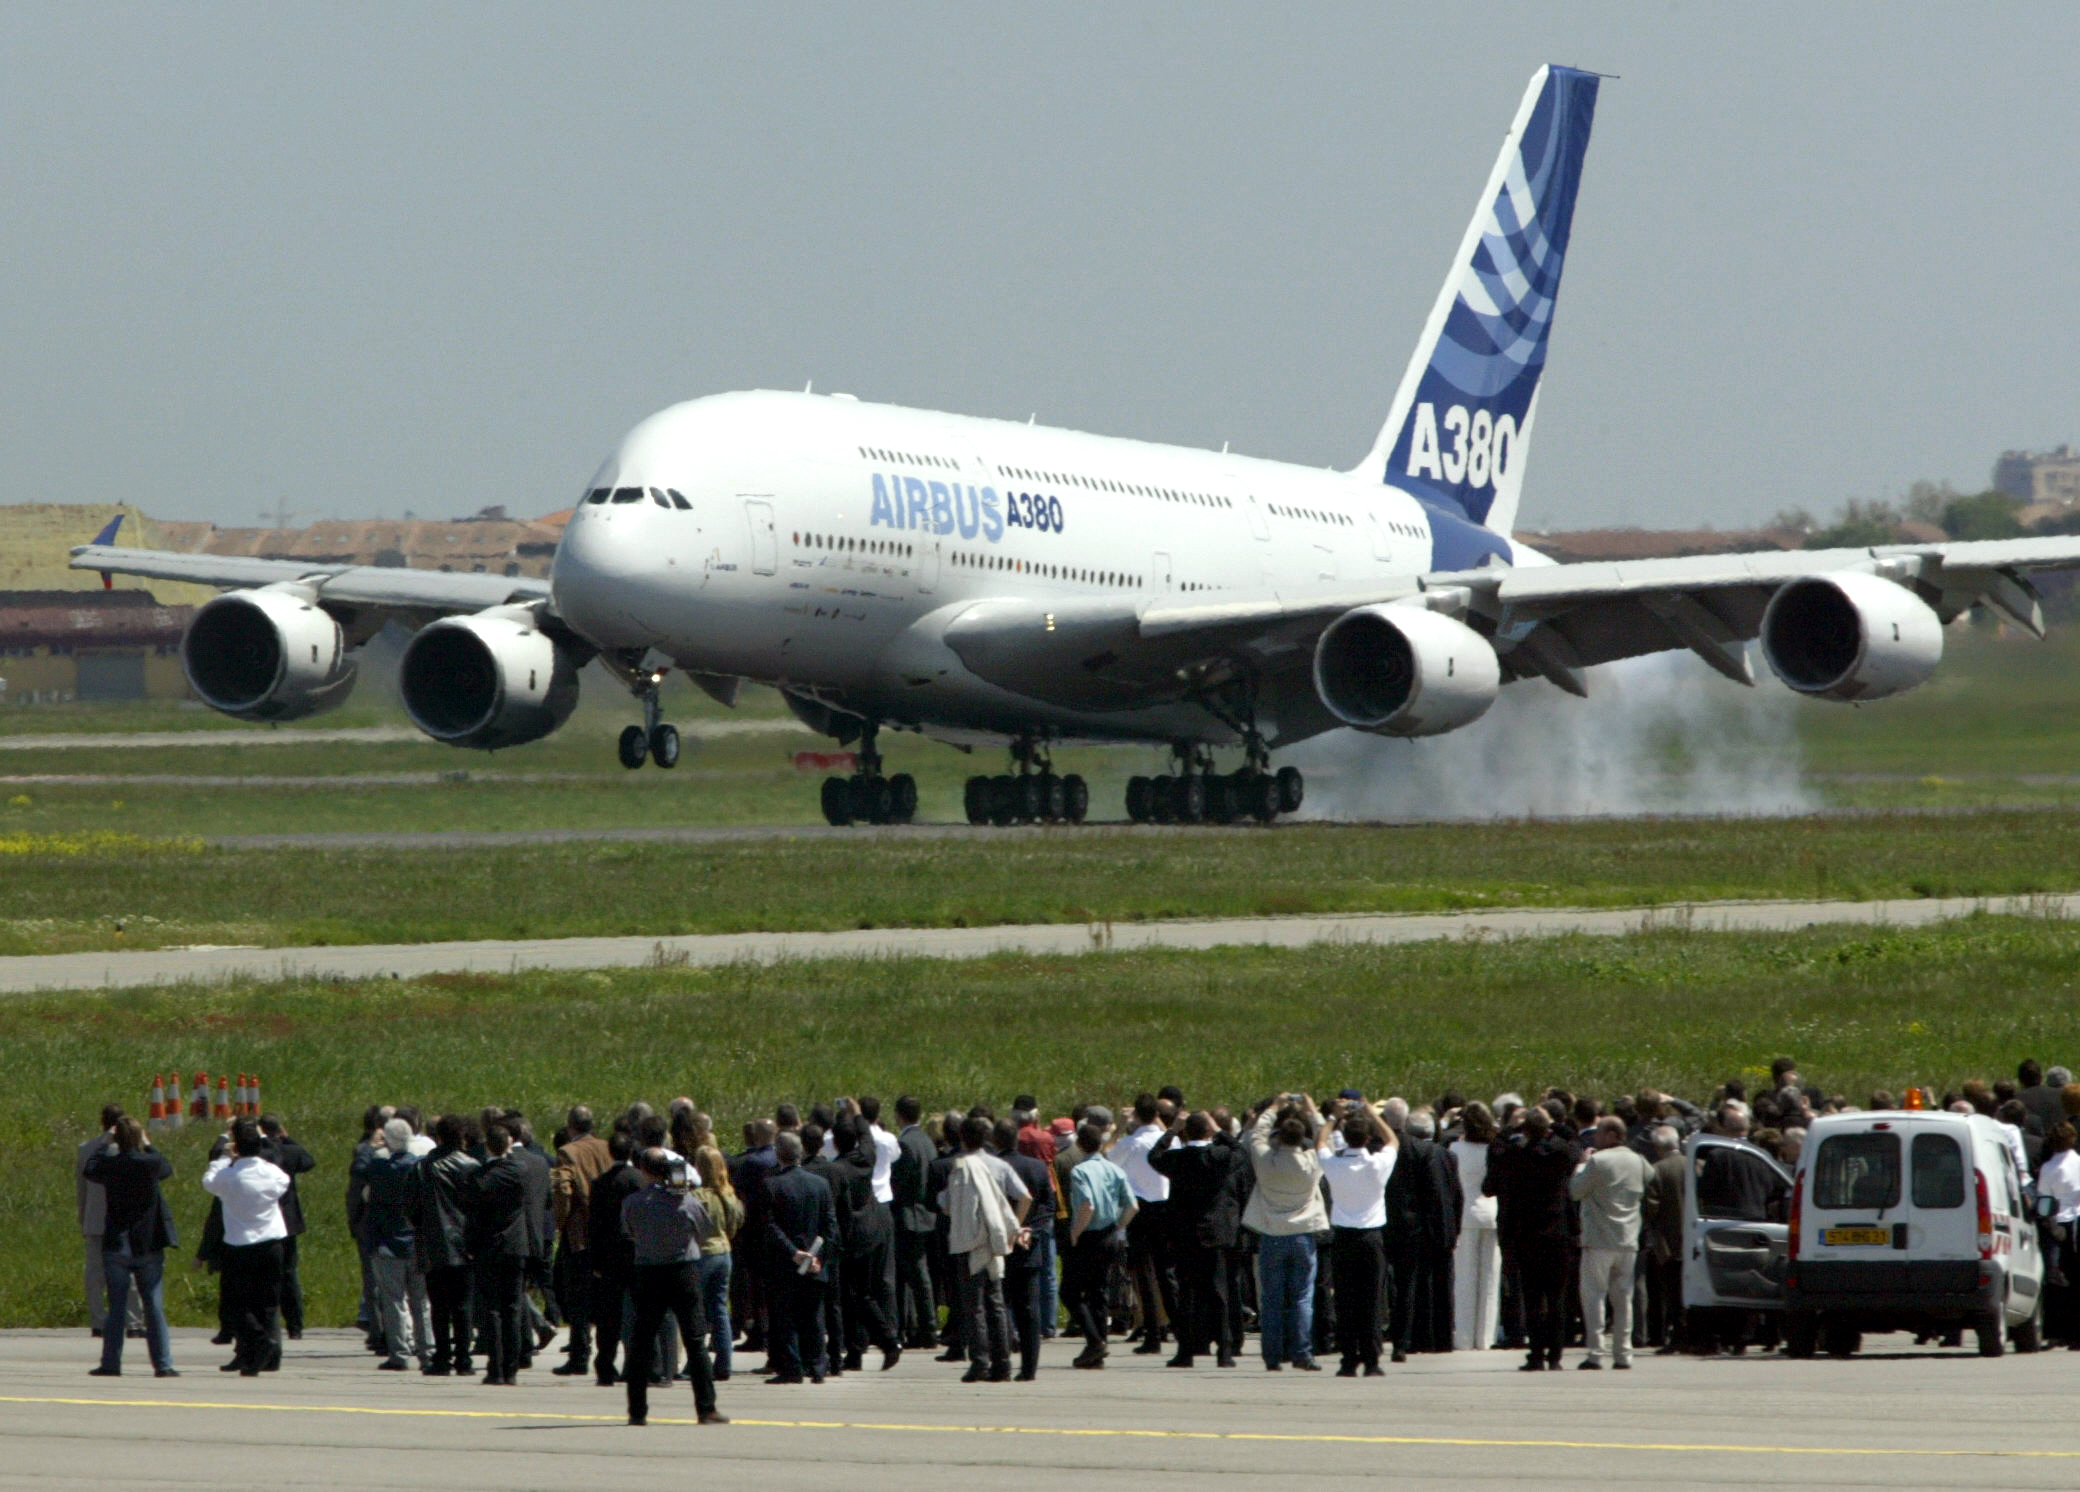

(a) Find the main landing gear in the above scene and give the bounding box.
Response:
[820,720,917,826]
[962,739,1089,827]
[1125,742,1302,825]
[617,671,680,769]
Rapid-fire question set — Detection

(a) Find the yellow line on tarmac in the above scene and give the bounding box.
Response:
[0,1394,2075,1459]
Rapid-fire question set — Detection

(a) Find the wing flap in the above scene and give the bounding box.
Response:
[69,545,550,615]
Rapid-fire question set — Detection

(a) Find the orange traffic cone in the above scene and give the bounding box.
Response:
[233,1073,247,1116]
[248,1073,262,1116]
[165,1071,184,1130]
[190,1072,210,1122]
[146,1075,166,1130]
[213,1074,232,1120]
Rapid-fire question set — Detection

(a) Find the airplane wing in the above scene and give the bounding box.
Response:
[68,542,551,630]
[940,536,2080,741]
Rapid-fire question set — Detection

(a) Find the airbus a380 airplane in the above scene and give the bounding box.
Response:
[75,65,2080,827]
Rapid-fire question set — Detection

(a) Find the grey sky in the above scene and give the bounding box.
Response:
[5,6,2076,534]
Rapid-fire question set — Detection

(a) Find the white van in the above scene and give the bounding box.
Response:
[1784,1110,2043,1356]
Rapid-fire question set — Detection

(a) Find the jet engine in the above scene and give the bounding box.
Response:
[182,585,356,722]
[398,604,584,749]
[1760,572,1942,702]
[1311,603,1500,736]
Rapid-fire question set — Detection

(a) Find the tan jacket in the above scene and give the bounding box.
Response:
[1242,1109,1329,1237]
[551,1133,614,1245]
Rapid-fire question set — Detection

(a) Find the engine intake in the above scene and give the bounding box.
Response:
[1312,604,1500,736]
[1761,572,1942,702]
[182,586,356,721]
[399,606,583,749]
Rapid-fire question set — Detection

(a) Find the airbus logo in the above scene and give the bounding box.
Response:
[868,475,1067,541]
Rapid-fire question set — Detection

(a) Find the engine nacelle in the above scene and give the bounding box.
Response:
[399,605,582,749]
[1760,571,1942,702]
[182,585,356,722]
[1312,603,1500,736]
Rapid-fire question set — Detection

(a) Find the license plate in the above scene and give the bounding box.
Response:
[1823,1226,1890,1246]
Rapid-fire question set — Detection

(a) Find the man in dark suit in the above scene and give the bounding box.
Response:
[925,1114,965,1359]
[761,1131,837,1384]
[800,1124,851,1372]
[890,1096,939,1349]
[467,1122,538,1385]
[256,1116,314,1341]
[585,1130,644,1387]
[995,1119,1055,1380]
[1385,1111,1463,1360]
[1485,1107,1579,1372]
[833,1118,902,1372]
[2018,1060,2064,1137]
[729,1121,779,1354]
[412,1113,479,1377]
[1149,1111,1243,1368]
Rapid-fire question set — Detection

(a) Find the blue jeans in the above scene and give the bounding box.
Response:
[100,1242,172,1374]
[697,1253,733,1376]
[1030,1223,1059,1335]
[1256,1232,1318,1367]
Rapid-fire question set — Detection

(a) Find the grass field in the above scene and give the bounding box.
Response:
[6,809,2080,956]
[10,914,2075,1328]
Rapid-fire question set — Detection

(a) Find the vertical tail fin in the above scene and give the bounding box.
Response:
[1360,65,1601,538]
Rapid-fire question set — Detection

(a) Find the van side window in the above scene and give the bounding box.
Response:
[1813,1133,1900,1211]
[1909,1133,1965,1208]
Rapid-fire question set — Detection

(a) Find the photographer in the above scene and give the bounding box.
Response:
[201,1119,291,1377]
[620,1147,728,1427]
[83,1116,178,1378]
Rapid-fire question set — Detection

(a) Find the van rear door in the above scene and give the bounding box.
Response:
[1682,1135,1793,1310]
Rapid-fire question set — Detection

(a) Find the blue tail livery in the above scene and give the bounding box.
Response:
[1362,65,1601,550]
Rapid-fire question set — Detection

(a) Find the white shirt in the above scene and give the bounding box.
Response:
[1113,1124,1170,1203]
[1318,1143,1396,1228]
[1999,1123,2029,1186]
[869,1123,900,1205]
[2041,1150,2080,1224]
[203,1154,291,1245]
[406,1133,435,1157]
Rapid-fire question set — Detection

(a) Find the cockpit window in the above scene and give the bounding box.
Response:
[649,488,671,508]
[668,489,692,511]
[585,487,611,505]
[610,486,644,504]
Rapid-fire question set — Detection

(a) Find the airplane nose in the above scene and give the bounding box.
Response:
[552,503,652,646]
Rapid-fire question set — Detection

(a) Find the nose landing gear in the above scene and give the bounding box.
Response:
[962,738,1087,827]
[616,670,680,769]
[1125,739,1300,825]
[818,720,917,826]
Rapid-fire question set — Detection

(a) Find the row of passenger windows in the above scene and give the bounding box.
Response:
[1385,519,1421,538]
[953,550,1140,589]
[858,446,957,470]
[996,464,1233,510]
[795,533,914,557]
[1270,502,1351,527]
[586,486,692,510]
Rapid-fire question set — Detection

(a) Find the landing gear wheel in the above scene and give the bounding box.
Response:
[1039,773,1067,823]
[1125,776,1153,823]
[1016,775,1043,824]
[1240,770,1276,823]
[1784,1311,1818,1359]
[989,775,1020,828]
[889,773,918,825]
[1275,766,1305,815]
[1177,773,1208,824]
[1063,774,1089,824]
[820,776,854,826]
[852,774,894,826]
[649,723,680,769]
[618,725,649,770]
[963,776,990,826]
[1206,773,1236,825]
[1976,1312,2006,1358]
[1150,776,1178,825]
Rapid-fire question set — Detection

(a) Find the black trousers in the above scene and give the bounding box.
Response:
[817,1254,847,1367]
[219,1239,283,1372]
[426,1263,473,1370]
[1126,1201,1178,1344]
[844,1240,900,1357]
[279,1234,304,1337]
[590,1270,629,1379]
[1511,1243,1569,1365]
[474,1255,528,1382]
[1063,1225,1119,1351]
[1386,1234,1455,1354]
[1642,1250,1682,1347]
[626,1263,718,1420]
[764,1269,828,1379]
[1003,1262,1043,1377]
[895,1227,936,1345]
[1330,1226,1386,1371]
[554,1239,591,1365]
[1172,1238,1229,1362]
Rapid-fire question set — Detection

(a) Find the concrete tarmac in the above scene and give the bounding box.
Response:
[3,891,2072,994]
[1,1328,2075,1490]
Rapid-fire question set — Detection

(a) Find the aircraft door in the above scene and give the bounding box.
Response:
[1244,495,1270,541]
[918,540,940,594]
[744,499,778,575]
[1682,1135,1793,1310]
[1151,551,1173,592]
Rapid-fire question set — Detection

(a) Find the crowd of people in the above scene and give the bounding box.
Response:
[72,1057,2080,1421]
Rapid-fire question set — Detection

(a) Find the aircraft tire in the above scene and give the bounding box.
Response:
[1040,773,1067,823]
[1150,776,1178,825]
[617,725,649,770]
[1016,774,1044,824]
[1178,773,1208,824]
[890,772,918,824]
[1124,776,1152,823]
[1205,774,1235,825]
[820,776,853,827]
[1064,774,1089,824]
[853,774,894,825]
[963,776,990,825]
[649,723,680,769]
[989,775,1020,827]
[1276,766,1305,814]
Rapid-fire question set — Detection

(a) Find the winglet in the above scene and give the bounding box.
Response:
[89,513,124,547]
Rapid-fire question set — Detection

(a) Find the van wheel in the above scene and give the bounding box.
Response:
[2012,1304,2043,1355]
[1977,1313,2006,1357]
[1784,1312,1818,1359]
[1822,1321,1861,1358]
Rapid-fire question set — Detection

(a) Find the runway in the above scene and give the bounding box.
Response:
[1,1329,2074,1490]
[3,890,2070,994]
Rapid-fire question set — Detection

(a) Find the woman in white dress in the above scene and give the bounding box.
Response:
[1449,1101,1502,1351]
